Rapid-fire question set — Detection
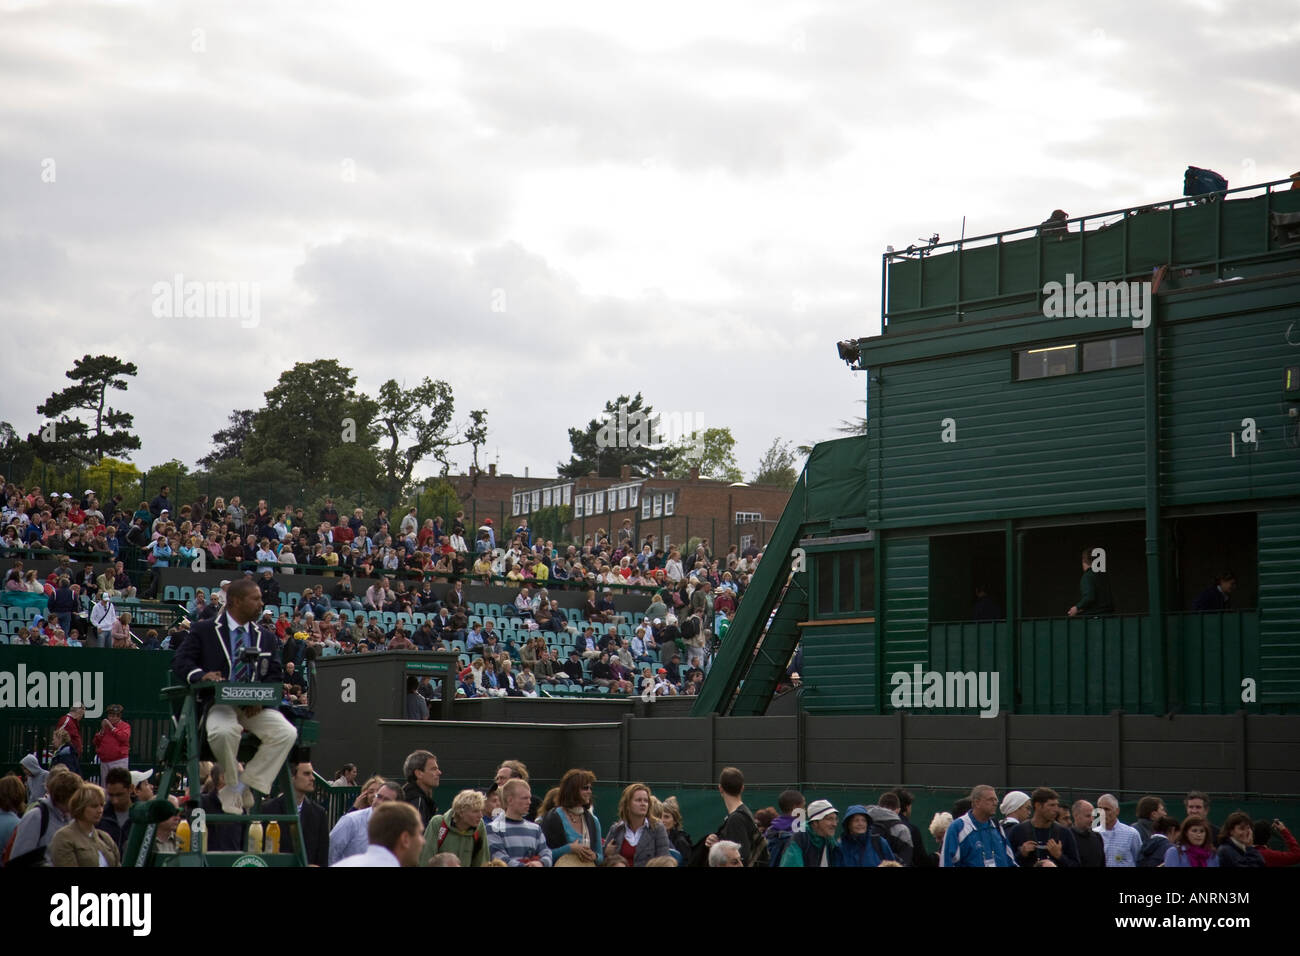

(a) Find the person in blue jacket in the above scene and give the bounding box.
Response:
[941,785,1017,867]
[834,804,896,867]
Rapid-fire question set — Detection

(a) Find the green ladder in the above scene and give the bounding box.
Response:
[122,682,319,867]
[691,476,811,716]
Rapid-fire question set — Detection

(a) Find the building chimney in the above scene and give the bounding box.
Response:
[689,466,699,481]
[620,465,630,481]
[488,463,496,477]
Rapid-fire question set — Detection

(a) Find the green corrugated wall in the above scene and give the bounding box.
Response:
[868,352,1145,526]
[1259,511,1300,704]
[1161,307,1300,504]
[882,537,928,679]
[800,622,878,713]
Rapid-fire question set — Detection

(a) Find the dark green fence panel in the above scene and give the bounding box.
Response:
[1017,615,1153,714]
[1,646,176,772]
[1169,611,1260,714]
[914,621,1011,715]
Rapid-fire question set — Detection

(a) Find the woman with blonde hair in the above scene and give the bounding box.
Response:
[420,789,489,867]
[535,787,560,823]
[602,783,670,867]
[350,775,387,812]
[49,783,120,867]
[928,811,954,866]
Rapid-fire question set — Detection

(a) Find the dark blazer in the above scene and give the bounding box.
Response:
[173,613,284,686]
[261,795,329,867]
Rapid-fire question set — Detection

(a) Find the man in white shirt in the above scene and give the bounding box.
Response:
[1096,793,1143,867]
[90,594,118,648]
[400,508,419,537]
[333,800,424,867]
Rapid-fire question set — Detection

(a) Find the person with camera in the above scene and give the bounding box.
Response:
[1008,787,1079,867]
[172,577,297,816]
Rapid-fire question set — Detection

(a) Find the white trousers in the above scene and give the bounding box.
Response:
[206,704,297,795]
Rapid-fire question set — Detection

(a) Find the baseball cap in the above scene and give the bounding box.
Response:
[83,489,94,495]
[1000,791,1031,815]
[657,668,667,674]
[806,799,838,822]
[130,769,154,787]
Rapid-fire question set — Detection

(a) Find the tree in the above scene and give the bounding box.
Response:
[198,409,256,468]
[558,393,683,479]
[415,478,463,527]
[372,378,488,507]
[242,360,379,485]
[34,355,141,466]
[197,456,307,511]
[669,427,742,482]
[81,458,144,506]
[530,504,573,544]
[753,438,800,489]
[836,400,868,437]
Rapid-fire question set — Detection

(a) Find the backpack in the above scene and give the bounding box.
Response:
[1184,166,1228,197]
[2,801,50,868]
[766,827,794,867]
[732,805,768,867]
[869,820,910,863]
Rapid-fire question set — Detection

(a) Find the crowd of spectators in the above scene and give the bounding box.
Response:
[1,480,764,597]
[7,729,1298,869]
[1,479,766,673]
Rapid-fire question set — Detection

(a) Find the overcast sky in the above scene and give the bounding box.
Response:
[2,0,1296,483]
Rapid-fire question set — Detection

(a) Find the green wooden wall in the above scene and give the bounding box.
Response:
[867,351,1145,527]
[1259,510,1300,704]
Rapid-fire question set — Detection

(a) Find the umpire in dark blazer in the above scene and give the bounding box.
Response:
[260,760,329,866]
[172,577,297,815]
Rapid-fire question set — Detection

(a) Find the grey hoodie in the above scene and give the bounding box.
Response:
[865,804,914,865]
[7,796,70,865]
[21,754,47,802]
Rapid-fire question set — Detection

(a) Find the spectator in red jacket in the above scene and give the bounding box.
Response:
[93,704,131,776]
[54,704,84,758]
[1252,819,1300,867]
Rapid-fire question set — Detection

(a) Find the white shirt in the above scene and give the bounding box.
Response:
[333,843,401,867]
[90,600,117,630]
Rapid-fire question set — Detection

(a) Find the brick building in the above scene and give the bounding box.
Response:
[511,466,791,556]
